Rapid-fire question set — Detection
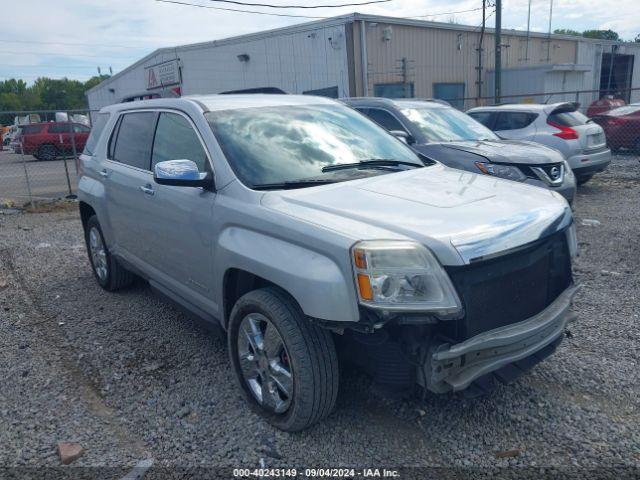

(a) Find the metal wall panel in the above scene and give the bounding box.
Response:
[87,24,349,111]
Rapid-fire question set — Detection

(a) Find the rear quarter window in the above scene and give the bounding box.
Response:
[83,114,109,156]
[548,110,589,127]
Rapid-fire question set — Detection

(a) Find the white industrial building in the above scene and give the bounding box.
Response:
[87,12,640,112]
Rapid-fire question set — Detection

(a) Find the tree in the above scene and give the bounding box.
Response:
[554,28,581,36]
[582,29,620,40]
[635,33,640,43]
[0,75,104,125]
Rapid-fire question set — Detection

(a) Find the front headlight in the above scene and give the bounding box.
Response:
[474,162,527,182]
[351,240,462,315]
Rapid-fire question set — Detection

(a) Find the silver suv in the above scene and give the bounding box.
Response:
[78,95,579,431]
[467,102,611,185]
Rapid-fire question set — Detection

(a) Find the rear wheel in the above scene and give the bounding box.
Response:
[85,216,134,291]
[228,287,339,432]
[37,144,58,161]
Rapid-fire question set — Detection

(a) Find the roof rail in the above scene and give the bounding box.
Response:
[219,87,288,95]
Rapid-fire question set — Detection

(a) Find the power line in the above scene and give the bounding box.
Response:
[0,64,105,69]
[155,0,328,17]
[0,38,145,50]
[205,0,390,7]
[0,50,137,60]
[411,6,486,18]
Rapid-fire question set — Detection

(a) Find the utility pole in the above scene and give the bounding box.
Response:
[546,0,554,62]
[525,0,531,61]
[494,0,502,103]
[476,0,486,103]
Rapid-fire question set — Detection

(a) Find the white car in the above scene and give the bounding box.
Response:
[467,102,611,185]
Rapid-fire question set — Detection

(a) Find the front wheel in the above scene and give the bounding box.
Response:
[228,288,339,432]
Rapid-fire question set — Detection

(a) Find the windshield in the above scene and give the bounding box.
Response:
[401,107,498,142]
[206,104,421,187]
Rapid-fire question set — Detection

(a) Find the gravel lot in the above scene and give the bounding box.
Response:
[0,154,638,478]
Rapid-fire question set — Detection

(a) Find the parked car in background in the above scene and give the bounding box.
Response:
[590,104,640,154]
[467,103,611,185]
[78,94,578,431]
[586,96,625,118]
[17,122,91,160]
[343,97,576,203]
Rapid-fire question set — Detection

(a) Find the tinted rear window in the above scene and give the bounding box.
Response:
[494,112,537,131]
[112,112,156,170]
[21,124,43,135]
[548,110,589,127]
[467,111,494,127]
[83,114,109,156]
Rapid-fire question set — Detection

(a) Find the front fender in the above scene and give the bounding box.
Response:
[215,227,360,323]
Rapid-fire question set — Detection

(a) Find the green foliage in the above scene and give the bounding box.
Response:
[0,75,109,125]
[553,28,582,36]
[554,28,621,41]
[582,29,620,40]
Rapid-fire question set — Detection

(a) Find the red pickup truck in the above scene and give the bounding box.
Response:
[16,122,91,160]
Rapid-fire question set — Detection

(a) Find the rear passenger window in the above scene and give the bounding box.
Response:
[151,113,208,172]
[112,112,156,170]
[494,112,537,131]
[363,108,406,132]
[48,124,69,134]
[468,111,494,128]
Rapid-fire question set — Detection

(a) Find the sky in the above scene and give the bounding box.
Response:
[1,0,638,84]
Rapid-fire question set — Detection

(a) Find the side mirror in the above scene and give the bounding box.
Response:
[153,159,213,188]
[389,130,414,145]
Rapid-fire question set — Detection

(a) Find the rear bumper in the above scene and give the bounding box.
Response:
[422,284,580,393]
[567,148,611,177]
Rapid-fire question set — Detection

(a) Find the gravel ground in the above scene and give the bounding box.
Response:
[0,154,638,478]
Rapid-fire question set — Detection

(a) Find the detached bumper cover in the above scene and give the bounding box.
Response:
[424,284,580,393]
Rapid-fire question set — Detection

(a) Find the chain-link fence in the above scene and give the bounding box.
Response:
[1,87,638,206]
[0,109,96,206]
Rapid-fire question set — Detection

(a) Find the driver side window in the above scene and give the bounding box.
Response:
[152,112,208,172]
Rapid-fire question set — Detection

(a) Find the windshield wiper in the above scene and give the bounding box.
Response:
[321,159,422,173]
[252,178,338,190]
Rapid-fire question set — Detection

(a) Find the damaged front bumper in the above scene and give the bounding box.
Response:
[421,284,580,393]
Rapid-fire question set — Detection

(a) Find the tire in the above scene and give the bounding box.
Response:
[37,144,58,161]
[634,138,640,156]
[228,287,339,432]
[84,215,134,291]
[576,174,594,186]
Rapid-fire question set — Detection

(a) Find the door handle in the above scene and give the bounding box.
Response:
[99,169,109,177]
[139,184,155,196]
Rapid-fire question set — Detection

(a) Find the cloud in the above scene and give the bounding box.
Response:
[1,0,638,83]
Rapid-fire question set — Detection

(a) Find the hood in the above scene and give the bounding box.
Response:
[422,139,564,165]
[261,164,571,266]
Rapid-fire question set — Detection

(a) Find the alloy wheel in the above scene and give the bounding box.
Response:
[237,313,293,414]
[88,227,108,281]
